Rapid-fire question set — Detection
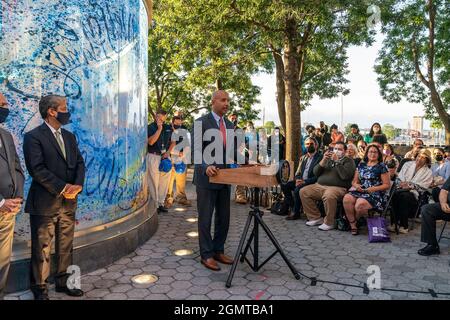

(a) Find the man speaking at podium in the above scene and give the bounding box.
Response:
[192,90,235,271]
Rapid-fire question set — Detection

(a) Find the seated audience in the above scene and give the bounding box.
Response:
[382,143,400,179]
[404,138,424,159]
[343,144,390,235]
[389,149,433,234]
[330,124,345,145]
[300,142,356,231]
[430,148,450,202]
[357,140,367,159]
[364,122,387,145]
[346,143,361,167]
[346,124,363,144]
[418,177,450,256]
[280,138,323,220]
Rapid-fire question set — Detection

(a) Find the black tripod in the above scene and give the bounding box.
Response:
[226,187,301,288]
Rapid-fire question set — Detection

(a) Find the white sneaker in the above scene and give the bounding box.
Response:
[398,227,409,234]
[306,218,323,226]
[318,223,334,231]
[387,225,396,233]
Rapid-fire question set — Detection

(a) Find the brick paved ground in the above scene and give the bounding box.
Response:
[6,183,450,300]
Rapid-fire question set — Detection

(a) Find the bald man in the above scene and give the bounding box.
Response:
[0,92,25,298]
[192,90,236,271]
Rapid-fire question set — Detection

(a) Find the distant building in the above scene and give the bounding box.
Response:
[412,116,424,136]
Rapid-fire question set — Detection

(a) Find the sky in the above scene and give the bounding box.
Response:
[251,34,430,131]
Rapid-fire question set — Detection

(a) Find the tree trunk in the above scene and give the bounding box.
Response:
[429,87,450,144]
[283,19,302,169]
[273,51,286,132]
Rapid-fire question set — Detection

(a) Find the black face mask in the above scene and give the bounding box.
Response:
[307,145,316,154]
[435,155,444,162]
[0,108,10,123]
[56,111,71,126]
[173,125,181,130]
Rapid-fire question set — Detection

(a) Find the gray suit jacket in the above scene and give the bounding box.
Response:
[0,127,25,202]
[192,113,235,190]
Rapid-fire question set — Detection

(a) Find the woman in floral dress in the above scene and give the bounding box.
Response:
[343,144,391,235]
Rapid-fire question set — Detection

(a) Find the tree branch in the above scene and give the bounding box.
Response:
[411,32,430,88]
[427,0,436,83]
[230,0,284,33]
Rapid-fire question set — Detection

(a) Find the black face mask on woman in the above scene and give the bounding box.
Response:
[435,155,444,162]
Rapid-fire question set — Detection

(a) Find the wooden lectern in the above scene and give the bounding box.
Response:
[209,161,301,288]
[210,162,294,188]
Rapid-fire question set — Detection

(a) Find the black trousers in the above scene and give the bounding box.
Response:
[421,203,450,246]
[196,187,231,260]
[281,181,304,215]
[30,210,76,294]
[432,187,441,203]
[391,190,418,228]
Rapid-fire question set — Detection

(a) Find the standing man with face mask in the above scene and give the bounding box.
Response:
[300,141,356,231]
[23,95,85,300]
[166,115,191,207]
[148,109,176,213]
[0,93,25,299]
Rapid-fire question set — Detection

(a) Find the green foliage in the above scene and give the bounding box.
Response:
[148,0,269,124]
[375,0,450,128]
[264,121,276,134]
[382,123,397,140]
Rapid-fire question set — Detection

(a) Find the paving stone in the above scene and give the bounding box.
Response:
[86,289,110,298]
[167,289,191,299]
[127,288,150,299]
[327,290,352,300]
[10,182,450,301]
[110,284,133,293]
[93,279,116,289]
[104,293,127,300]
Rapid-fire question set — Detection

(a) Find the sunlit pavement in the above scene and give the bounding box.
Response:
[6,183,450,300]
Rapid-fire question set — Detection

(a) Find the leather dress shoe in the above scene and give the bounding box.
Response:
[157,206,168,213]
[418,244,440,256]
[55,286,84,297]
[33,292,49,300]
[213,253,234,265]
[201,258,221,271]
[286,213,301,220]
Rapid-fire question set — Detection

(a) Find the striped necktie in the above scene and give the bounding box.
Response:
[54,130,66,160]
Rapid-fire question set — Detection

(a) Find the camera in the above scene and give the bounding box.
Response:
[386,159,397,169]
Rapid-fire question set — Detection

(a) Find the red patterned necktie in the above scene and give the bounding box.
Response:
[219,117,227,147]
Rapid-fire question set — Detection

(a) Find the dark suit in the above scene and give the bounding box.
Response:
[23,123,85,294]
[0,127,25,297]
[192,113,234,260]
[281,152,323,215]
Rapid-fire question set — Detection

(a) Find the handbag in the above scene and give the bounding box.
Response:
[336,216,350,231]
[367,216,390,243]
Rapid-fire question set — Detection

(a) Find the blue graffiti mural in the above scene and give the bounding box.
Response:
[0,0,149,238]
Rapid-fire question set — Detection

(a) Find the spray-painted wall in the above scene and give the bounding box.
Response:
[0,0,149,240]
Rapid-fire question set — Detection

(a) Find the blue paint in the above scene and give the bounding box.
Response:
[0,0,149,236]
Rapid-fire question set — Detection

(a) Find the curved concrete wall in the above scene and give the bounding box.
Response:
[0,0,156,292]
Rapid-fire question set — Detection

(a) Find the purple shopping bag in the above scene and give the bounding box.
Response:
[367,217,391,243]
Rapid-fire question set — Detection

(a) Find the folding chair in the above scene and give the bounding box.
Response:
[438,220,449,244]
[410,190,431,230]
